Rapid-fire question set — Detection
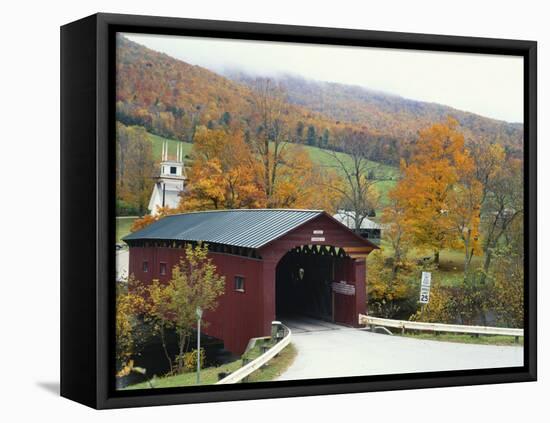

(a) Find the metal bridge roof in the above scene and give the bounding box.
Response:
[123,209,324,249]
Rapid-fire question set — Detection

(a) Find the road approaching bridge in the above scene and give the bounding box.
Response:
[116,249,129,282]
[276,317,523,381]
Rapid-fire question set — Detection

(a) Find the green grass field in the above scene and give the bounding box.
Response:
[145,131,399,207]
[123,341,297,389]
[297,144,398,207]
[116,216,136,243]
[301,144,398,179]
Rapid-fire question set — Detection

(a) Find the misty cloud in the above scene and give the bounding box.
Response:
[124,33,524,123]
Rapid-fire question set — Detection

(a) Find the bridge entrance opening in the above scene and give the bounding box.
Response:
[275,245,351,322]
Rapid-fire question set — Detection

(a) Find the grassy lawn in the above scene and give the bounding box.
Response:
[116,216,136,243]
[123,341,297,390]
[373,239,484,288]
[400,332,523,346]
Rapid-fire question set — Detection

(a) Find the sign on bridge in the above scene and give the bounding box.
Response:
[332,281,355,296]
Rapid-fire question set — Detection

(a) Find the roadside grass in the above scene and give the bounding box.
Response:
[123,358,242,389]
[116,216,137,243]
[245,343,298,383]
[123,341,297,390]
[399,332,523,346]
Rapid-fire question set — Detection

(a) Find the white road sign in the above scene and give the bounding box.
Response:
[332,281,355,296]
[419,271,432,304]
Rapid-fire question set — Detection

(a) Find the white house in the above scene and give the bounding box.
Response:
[333,210,383,241]
[148,141,187,215]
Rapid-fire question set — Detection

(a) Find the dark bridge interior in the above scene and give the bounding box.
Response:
[275,245,349,322]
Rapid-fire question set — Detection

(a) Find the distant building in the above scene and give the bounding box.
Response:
[148,141,187,215]
[333,210,382,242]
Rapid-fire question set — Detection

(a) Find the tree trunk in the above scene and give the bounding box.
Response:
[434,250,440,267]
[390,264,398,282]
[263,138,271,200]
[177,331,186,373]
[479,248,494,284]
[390,249,401,282]
[354,215,362,235]
[159,326,173,373]
[463,235,470,282]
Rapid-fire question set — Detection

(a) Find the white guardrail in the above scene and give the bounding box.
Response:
[216,323,292,384]
[359,314,524,337]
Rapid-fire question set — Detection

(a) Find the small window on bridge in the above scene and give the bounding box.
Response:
[159,262,167,276]
[142,261,148,273]
[234,276,245,292]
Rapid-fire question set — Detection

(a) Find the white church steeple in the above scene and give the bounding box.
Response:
[148,141,187,215]
[160,141,186,178]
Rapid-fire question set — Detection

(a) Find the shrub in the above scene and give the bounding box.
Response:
[367,250,417,319]
[177,348,206,373]
[487,246,524,328]
[410,270,491,325]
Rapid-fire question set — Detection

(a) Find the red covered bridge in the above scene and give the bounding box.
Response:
[123,209,378,354]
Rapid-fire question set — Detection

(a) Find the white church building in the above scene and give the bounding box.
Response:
[148,141,187,215]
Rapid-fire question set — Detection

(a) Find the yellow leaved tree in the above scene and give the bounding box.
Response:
[389,118,483,280]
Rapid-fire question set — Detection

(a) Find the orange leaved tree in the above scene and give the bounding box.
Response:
[390,118,479,270]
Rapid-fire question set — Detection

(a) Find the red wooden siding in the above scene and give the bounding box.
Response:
[129,246,264,353]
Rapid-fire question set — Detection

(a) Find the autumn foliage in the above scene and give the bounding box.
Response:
[116,34,525,331]
[389,118,482,273]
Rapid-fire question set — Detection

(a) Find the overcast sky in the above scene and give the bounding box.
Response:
[124,33,524,123]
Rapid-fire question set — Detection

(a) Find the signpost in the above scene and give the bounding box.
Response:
[419,271,431,304]
[196,306,203,385]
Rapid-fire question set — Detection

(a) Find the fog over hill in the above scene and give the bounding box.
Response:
[116,35,523,162]
[223,70,523,149]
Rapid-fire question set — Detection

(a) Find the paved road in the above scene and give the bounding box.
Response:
[277,316,523,381]
[116,249,129,282]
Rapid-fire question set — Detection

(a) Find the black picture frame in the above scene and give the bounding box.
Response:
[60,12,537,409]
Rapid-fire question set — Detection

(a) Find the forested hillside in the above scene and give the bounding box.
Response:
[116,35,523,167]
[226,73,524,151]
[116,35,344,147]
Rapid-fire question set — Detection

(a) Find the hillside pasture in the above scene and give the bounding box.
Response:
[145,131,399,208]
[300,144,397,207]
[148,132,193,163]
